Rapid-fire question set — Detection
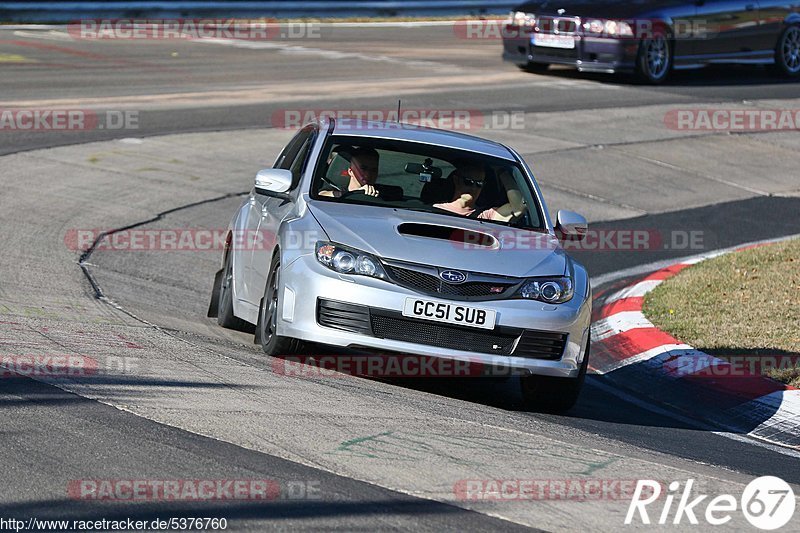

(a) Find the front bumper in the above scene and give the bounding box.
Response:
[277,253,591,378]
[503,32,639,73]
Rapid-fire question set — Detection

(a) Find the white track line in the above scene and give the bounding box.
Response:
[591,311,655,342]
[587,378,800,460]
[592,235,800,452]
[603,279,663,304]
[590,233,800,288]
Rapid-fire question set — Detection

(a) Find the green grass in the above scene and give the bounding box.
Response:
[643,238,800,387]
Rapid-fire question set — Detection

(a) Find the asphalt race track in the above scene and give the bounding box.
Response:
[1,23,800,531]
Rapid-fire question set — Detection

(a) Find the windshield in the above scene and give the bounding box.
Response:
[310,136,545,230]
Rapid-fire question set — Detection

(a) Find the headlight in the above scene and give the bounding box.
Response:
[517,276,574,304]
[584,19,605,34]
[316,242,386,279]
[509,11,535,28]
[583,19,634,37]
[606,20,633,36]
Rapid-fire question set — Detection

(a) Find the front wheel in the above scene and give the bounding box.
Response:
[258,257,303,356]
[520,334,590,413]
[635,32,671,84]
[774,24,800,77]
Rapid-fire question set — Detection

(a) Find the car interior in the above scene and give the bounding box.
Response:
[313,141,542,229]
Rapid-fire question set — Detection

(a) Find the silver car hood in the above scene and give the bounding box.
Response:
[307,201,567,278]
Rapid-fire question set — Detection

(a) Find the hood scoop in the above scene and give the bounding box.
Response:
[397,223,498,249]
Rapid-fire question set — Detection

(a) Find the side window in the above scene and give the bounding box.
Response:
[274,131,302,169]
[273,126,316,190]
[289,136,314,188]
[275,128,312,169]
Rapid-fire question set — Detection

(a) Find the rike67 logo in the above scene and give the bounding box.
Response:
[626,477,795,530]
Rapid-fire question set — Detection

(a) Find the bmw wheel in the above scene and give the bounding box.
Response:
[775,24,800,77]
[635,31,671,84]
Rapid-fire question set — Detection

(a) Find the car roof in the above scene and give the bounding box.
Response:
[323,118,517,161]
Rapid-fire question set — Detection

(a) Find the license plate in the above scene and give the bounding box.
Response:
[532,33,575,49]
[402,298,497,330]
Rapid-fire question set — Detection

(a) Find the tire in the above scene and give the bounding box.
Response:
[217,251,254,332]
[207,268,223,318]
[774,24,800,77]
[520,334,590,413]
[635,31,672,84]
[519,61,550,73]
[258,256,303,356]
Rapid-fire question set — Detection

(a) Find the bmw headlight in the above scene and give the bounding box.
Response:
[584,19,605,34]
[606,20,634,37]
[517,276,574,304]
[583,19,633,37]
[316,242,386,279]
[509,11,535,28]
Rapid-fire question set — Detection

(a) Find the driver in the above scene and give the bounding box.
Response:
[320,148,381,198]
[433,163,525,222]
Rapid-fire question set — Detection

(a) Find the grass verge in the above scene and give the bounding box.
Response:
[643,238,800,387]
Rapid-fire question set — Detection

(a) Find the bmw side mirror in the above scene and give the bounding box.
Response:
[254,168,292,196]
[555,210,588,242]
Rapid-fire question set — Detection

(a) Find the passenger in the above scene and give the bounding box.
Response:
[320,148,381,198]
[433,164,525,222]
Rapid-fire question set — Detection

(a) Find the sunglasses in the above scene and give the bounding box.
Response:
[456,175,484,188]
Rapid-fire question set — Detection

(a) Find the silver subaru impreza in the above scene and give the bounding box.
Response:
[209,118,591,411]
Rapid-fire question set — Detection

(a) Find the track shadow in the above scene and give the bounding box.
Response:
[0,373,529,532]
[535,63,795,87]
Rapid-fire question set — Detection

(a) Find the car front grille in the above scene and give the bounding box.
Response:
[383,263,517,300]
[370,310,520,355]
[531,46,579,60]
[315,299,568,360]
[384,265,439,293]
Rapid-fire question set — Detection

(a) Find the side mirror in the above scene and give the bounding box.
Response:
[254,168,292,196]
[555,210,588,242]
